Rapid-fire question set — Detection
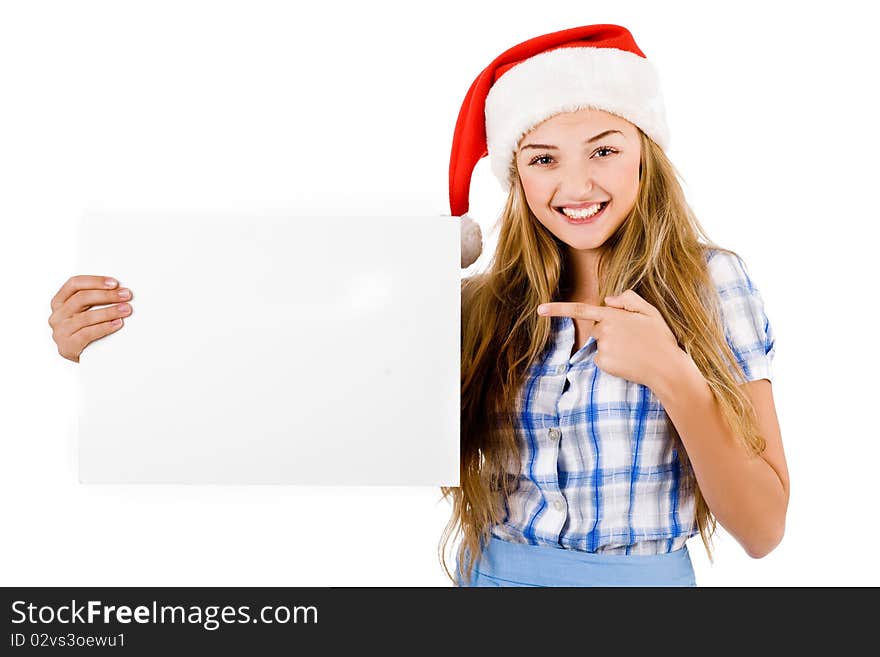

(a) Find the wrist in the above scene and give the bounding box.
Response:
[650,345,705,405]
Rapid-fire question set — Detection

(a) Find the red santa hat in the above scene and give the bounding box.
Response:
[451,24,670,268]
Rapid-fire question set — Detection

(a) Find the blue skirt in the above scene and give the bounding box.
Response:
[455,536,697,587]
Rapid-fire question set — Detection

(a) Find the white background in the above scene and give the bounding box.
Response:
[1,0,877,586]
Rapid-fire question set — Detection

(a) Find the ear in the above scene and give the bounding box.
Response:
[461,214,483,268]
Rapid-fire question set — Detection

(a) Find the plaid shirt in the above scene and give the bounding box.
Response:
[489,248,776,554]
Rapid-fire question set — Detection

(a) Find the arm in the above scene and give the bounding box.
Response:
[651,348,790,559]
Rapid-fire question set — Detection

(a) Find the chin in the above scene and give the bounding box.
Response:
[550,216,622,252]
[562,237,610,252]
[551,225,612,251]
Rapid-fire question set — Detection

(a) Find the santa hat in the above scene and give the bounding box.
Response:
[451,24,670,268]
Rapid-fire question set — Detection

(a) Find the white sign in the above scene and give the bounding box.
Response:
[76,210,460,485]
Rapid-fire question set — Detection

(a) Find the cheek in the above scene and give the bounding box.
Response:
[520,175,546,204]
[520,175,556,219]
[602,158,641,213]
[621,157,641,199]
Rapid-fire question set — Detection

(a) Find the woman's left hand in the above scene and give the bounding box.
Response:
[537,289,684,390]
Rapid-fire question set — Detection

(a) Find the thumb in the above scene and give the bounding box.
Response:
[605,291,657,316]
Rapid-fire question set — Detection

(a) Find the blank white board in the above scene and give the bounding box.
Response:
[75,210,460,485]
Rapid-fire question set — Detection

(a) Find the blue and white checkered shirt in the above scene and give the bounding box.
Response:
[489,248,776,554]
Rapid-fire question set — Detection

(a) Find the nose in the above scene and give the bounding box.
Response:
[559,161,595,197]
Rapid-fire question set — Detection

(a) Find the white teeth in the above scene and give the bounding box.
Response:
[561,203,604,218]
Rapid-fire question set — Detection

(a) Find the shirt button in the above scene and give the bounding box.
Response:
[557,364,567,375]
[548,428,561,441]
[553,499,565,511]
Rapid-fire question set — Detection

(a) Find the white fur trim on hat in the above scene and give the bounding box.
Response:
[485,46,669,191]
[460,214,482,268]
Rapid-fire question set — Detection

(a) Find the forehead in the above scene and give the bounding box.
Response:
[518,107,633,144]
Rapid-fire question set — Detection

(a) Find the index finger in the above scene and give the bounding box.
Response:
[51,275,118,312]
[537,302,607,321]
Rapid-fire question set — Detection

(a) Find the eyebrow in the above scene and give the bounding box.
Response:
[519,129,625,152]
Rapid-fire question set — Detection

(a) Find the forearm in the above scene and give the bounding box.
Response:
[650,349,787,558]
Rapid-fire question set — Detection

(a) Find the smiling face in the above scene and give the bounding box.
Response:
[515,107,642,257]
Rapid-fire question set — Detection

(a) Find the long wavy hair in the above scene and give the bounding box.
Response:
[438,127,768,586]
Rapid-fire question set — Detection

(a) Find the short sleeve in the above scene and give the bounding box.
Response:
[705,249,776,383]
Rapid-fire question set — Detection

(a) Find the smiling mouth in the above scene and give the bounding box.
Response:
[554,201,610,223]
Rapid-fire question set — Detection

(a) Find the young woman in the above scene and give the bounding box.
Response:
[441,24,790,587]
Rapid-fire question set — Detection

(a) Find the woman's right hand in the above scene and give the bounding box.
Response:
[48,275,134,363]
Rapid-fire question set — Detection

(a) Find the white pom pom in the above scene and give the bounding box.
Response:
[460,214,483,268]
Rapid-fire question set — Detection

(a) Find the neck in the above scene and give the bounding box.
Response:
[562,246,603,304]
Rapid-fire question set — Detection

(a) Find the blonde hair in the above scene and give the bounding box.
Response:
[438,129,767,586]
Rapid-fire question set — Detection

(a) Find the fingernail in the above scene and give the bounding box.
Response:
[537,305,548,315]
[105,278,117,287]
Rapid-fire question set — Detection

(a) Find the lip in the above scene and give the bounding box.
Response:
[556,201,609,224]
[557,200,609,210]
